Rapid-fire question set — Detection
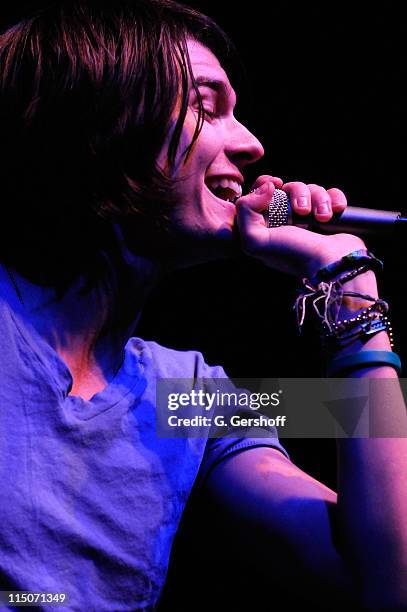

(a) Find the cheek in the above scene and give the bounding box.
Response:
[194,121,224,160]
[157,111,224,182]
[179,129,225,189]
[156,113,195,177]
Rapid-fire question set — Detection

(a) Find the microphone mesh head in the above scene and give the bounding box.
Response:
[266,188,289,228]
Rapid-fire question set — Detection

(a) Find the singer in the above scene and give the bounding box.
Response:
[0,1,406,611]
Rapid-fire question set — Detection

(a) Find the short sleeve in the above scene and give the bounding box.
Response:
[196,435,291,488]
[195,363,292,488]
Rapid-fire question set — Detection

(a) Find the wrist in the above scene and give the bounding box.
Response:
[324,286,394,357]
[326,329,392,359]
[294,247,394,356]
[337,270,379,315]
[305,234,367,278]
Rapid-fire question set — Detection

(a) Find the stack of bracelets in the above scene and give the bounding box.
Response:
[293,249,402,377]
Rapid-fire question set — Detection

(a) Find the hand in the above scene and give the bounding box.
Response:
[236,176,366,277]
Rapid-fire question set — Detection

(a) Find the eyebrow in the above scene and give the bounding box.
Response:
[194,77,234,98]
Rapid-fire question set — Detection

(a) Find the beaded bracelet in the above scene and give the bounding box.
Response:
[322,300,394,350]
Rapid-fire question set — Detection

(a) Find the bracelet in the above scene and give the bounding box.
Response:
[309,249,383,285]
[295,274,381,335]
[294,249,395,352]
[326,350,402,377]
[341,290,378,302]
[332,264,373,287]
[324,315,393,350]
[322,300,394,350]
[294,248,390,343]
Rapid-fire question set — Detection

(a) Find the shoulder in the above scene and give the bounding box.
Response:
[129,336,227,380]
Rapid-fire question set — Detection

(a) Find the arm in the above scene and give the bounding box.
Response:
[203,374,407,609]
[201,183,407,610]
[203,333,407,610]
[203,447,356,608]
[327,269,407,609]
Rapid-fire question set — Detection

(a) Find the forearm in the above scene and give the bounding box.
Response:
[331,271,407,608]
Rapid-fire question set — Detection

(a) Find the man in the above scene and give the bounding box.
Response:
[0,1,406,610]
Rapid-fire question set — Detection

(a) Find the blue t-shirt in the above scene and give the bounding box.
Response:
[0,269,289,611]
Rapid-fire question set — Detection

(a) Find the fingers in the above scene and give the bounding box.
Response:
[327,187,347,213]
[236,181,330,276]
[308,183,333,221]
[235,176,353,276]
[242,176,348,229]
[282,182,347,222]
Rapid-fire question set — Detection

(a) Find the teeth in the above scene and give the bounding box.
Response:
[206,177,243,200]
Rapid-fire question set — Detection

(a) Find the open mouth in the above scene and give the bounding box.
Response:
[204,177,243,204]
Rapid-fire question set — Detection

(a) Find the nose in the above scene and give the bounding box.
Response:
[225,117,265,168]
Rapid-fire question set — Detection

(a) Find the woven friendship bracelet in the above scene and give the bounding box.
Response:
[295,274,380,334]
[294,249,395,351]
[309,249,383,286]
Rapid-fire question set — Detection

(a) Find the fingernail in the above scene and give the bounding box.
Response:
[296,196,309,208]
[317,202,330,214]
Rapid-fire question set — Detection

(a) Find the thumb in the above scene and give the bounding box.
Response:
[237,180,275,216]
[235,180,275,253]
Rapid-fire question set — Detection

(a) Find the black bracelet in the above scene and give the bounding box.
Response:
[309,249,383,285]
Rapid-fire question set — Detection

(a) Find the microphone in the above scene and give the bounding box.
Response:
[263,189,407,237]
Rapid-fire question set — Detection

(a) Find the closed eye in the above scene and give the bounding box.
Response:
[202,108,217,119]
[190,104,217,121]
[190,83,220,121]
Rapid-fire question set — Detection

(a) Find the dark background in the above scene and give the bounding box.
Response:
[2,2,405,609]
[137,3,406,609]
[2,2,404,485]
[139,2,406,489]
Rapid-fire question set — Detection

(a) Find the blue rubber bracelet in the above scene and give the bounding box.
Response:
[326,350,402,377]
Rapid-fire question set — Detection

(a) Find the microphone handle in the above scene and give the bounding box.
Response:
[264,189,404,237]
[291,206,401,236]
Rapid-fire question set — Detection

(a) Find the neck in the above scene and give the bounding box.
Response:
[1,255,160,399]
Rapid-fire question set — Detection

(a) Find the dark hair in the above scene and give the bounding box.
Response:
[0,0,233,293]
